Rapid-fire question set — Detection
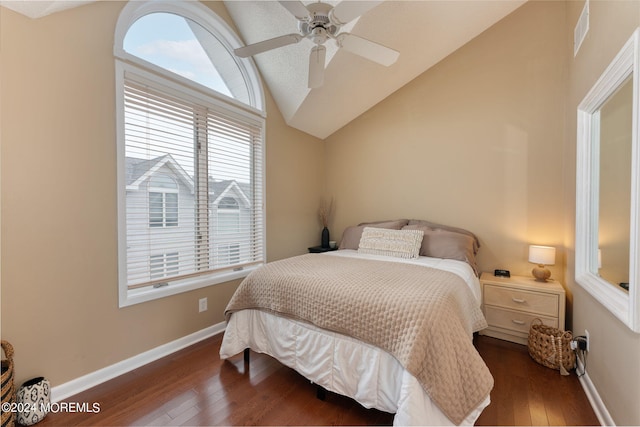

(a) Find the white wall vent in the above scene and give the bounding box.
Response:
[574,0,589,57]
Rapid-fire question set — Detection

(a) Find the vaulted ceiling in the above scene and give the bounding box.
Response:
[1,0,526,139]
[223,1,526,139]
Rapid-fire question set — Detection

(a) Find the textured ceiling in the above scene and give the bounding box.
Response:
[2,0,526,139]
[224,1,526,139]
[0,0,96,18]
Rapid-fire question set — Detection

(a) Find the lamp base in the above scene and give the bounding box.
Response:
[532,265,551,282]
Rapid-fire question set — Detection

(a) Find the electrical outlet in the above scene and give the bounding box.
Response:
[585,329,590,352]
[199,297,208,313]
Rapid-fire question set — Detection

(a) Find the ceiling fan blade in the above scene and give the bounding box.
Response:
[279,1,309,20]
[330,0,383,25]
[234,33,303,58]
[308,45,326,89]
[337,33,399,66]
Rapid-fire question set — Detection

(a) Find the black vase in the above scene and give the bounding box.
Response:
[321,227,330,248]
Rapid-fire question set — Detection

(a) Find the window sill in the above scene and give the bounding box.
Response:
[119,264,259,308]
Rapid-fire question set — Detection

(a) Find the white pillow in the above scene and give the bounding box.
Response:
[357,227,424,259]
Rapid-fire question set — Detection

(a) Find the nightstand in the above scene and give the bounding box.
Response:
[308,246,338,253]
[479,272,566,345]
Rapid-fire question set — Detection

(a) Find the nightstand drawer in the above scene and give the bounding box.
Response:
[484,306,558,334]
[484,284,558,317]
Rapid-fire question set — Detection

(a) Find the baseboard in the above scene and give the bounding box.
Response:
[576,356,615,426]
[51,321,226,402]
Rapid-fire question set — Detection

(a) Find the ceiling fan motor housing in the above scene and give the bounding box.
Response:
[298,2,339,44]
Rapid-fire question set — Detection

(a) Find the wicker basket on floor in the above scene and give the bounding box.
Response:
[528,318,575,375]
[1,341,15,427]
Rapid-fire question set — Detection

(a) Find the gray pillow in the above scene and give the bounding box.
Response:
[402,224,479,274]
[358,219,409,228]
[407,219,480,253]
[339,219,408,250]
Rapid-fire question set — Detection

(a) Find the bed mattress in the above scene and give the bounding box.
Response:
[219,250,491,425]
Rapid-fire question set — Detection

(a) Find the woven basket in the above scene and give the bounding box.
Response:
[1,341,15,427]
[528,318,575,375]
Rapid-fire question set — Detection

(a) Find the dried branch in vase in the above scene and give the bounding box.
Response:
[318,197,334,228]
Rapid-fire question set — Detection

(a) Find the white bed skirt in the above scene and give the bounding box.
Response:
[219,309,490,426]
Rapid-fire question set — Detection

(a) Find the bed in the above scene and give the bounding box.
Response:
[219,219,493,425]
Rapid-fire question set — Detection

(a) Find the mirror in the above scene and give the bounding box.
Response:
[576,28,640,332]
[598,77,632,289]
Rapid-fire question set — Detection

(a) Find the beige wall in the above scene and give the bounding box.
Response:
[563,1,640,425]
[325,1,567,281]
[0,1,324,387]
[324,2,640,423]
[3,1,640,424]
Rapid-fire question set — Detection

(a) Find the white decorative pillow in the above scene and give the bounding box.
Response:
[358,227,424,259]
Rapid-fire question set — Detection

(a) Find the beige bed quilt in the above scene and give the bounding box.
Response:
[224,253,493,424]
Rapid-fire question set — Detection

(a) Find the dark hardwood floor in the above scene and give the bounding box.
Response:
[38,334,598,426]
[474,336,598,426]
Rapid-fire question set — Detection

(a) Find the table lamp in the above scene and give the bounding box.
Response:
[528,245,556,282]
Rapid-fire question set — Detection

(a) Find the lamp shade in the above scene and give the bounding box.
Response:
[528,245,556,266]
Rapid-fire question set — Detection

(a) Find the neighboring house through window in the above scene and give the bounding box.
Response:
[217,196,240,233]
[149,174,178,228]
[150,252,179,280]
[217,243,240,266]
[115,1,265,307]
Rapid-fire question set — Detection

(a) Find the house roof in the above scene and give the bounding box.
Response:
[126,156,250,204]
[210,180,251,208]
[126,155,194,193]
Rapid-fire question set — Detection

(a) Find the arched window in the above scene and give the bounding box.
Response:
[115,1,265,307]
[114,1,264,109]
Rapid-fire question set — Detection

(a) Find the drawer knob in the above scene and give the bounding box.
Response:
[512,319,526,325]
[512,297,526,303]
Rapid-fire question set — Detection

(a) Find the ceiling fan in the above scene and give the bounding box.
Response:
[234,1,400,89]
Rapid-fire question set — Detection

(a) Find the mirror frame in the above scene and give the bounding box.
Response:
[576,28,640,332]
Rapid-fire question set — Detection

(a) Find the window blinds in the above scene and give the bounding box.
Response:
[123,76,264,291]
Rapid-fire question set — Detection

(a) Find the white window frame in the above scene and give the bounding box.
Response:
[114,1,266,307]
[113,1,264,112]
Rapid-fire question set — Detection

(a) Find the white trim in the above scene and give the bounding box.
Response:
[121,265,258,308]
[116,60,128,309]
[51,322,226,403]
[576,357,614,426]
[575,27,640,332]
[114,5,267,307]
[113,0,265,112]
